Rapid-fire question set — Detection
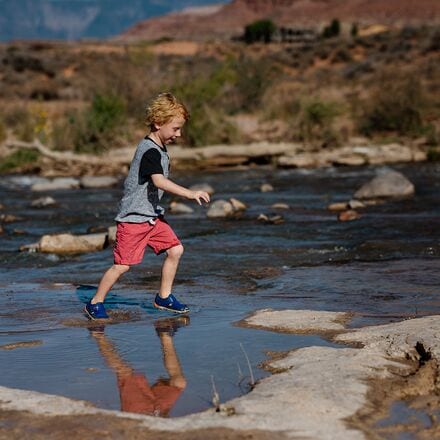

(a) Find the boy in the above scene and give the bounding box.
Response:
[85,93,210,319]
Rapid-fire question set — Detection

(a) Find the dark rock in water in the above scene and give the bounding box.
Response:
[338,210,361,222]
[87,225,108,234]
[31,196,57,208]
[354,169,415,199]
[257,213,285,224]
[0,224,3,235]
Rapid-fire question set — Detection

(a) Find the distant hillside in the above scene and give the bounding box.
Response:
[0,0,224,41]
[120,0,440,41]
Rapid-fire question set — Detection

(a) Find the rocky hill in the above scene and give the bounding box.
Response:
[120,0,440,41]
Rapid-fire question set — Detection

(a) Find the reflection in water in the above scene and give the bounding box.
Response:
[90,316,189,417]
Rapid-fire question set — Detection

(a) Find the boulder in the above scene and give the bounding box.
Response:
[80,176,119,188]
[31,178,80,191]
[338,210,361,222]
[230,198,247,211]
[260,183,274,193]
[189,183,215,195]
[354,169,415,199]
[207,200,234,218]
[31,196,57,208]
[277,152,319,168]
[39,233,107,254]
[169,201,194,214]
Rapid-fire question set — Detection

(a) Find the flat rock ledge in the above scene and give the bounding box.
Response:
[1,311,440,440]
[242,308,351,334]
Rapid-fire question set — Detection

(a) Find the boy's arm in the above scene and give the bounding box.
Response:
[151,174,210,205]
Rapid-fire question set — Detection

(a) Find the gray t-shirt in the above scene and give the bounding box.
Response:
[115,138,170,223]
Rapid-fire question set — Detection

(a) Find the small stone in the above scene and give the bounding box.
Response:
[258,213,285,224]
[207,200,234,218]
[19,242,40,252]
[80,176,119,189]
[327,202,348,212]
[31,196,57,208]
[260,183,274,192]
[0,224,3,234]
[0,214,22,223]
[0,203,4,210]
[271,203,290,210]
[169,201,194,214]
[189,183,215,195]
[13,229,27,235]
[230,198,247,211]
[348,199,365,209]
[338,210,361,222]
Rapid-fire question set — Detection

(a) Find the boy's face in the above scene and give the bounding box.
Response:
[155,116,186,145]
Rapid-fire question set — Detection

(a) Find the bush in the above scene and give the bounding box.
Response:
[244,19,277,44]
[360,73,428,136]
[322,19,341,39]
[74,94,127,153]
[0,148,40,173]
[298,100,340,147]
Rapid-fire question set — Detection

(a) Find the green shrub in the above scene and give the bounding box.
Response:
[360,74,427,136]
[322,19,341,39]
[74,94,127,153]
[244,19,277,44]
[3,107,35,142]
[298,100,340,146]
[0,148,40,173]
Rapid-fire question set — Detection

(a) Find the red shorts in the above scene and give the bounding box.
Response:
[113,218,181,265]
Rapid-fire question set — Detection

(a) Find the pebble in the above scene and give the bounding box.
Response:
[328,202,348,211]
[169,201,194,214]
[31,196,57,208]
[260,183,274,192]
[189,183,215,195]
[338,210,361,222]
[230,198,247,211]
[271,203,289,209]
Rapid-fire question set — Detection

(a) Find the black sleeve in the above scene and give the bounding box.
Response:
[139,149,163,185]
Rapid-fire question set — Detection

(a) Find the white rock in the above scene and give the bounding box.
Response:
[107,226,117,243]
[31,178,80,191]
[189,183,215,195]
[271,203,289,209]
[31,196,56,208]
[348,199,366,209]
[260,183,274,192]
[80,176,119,188]
[354,169,415,199]
[169,201,194,214]
[229,198,247,211]
[207,200,234,218]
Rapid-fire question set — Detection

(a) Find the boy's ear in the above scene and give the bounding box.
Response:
[152,122,162,131]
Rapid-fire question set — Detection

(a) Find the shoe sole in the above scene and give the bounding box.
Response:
[84,306,109,320]
[154,302,189,314]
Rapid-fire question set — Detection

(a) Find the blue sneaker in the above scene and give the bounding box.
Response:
[154,293,189,314]
[84,300,109,320]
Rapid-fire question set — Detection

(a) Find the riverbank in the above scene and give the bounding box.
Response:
[0,139,434,176]
[1,310,439,439]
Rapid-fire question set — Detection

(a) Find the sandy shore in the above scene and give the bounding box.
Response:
[1,310,439,439]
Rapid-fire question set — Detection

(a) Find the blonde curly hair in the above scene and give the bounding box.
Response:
[145,92,189,129]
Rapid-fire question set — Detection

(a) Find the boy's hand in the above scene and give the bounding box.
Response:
[190,190,210,205]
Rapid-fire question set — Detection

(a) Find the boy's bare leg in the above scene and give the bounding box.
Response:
[159,245,184,298]
[92,264,130,304]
